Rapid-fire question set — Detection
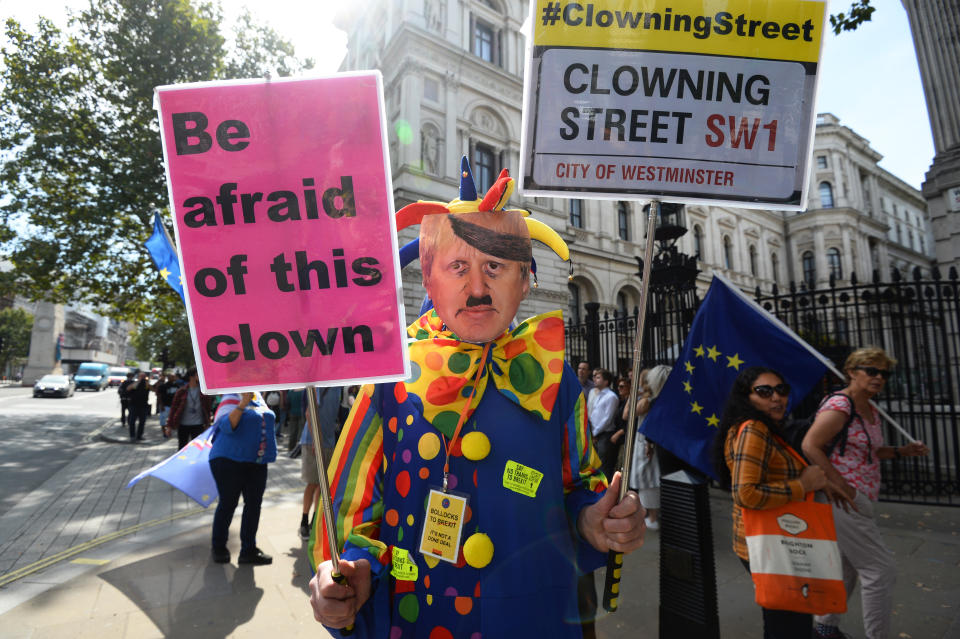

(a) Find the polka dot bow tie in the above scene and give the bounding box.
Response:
[403,310,567,437]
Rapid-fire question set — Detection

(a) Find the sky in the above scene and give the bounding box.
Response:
[2,0,935,189]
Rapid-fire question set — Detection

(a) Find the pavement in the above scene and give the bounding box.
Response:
[0,414,958,639]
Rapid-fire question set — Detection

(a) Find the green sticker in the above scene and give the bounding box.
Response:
[502,460,544,498]
[391,547,419,581]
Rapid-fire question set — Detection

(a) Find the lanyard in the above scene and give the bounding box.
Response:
[440,342,491,492]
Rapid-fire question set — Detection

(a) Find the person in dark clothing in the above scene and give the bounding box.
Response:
[166,368,213,449]
[125,372,152,440]
[118,372,134,422]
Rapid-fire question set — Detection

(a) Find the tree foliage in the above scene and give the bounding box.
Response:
[0,307,33,375]
[830,0,877,34]
[0,0,312,324]
[130,295,195,368]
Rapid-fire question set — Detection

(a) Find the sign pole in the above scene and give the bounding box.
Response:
[305,386,342,572]
[602,199,660,612]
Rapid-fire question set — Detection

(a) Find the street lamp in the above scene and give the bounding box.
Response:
[637,203,699,291]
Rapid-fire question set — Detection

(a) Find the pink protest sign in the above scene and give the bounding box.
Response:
[156,73,409,393]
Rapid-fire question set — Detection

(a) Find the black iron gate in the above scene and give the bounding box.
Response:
[566,268,960,505]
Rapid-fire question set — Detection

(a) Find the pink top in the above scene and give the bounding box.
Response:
[817,394,884,500]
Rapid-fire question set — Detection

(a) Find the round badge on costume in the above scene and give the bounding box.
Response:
[463,532,494,569]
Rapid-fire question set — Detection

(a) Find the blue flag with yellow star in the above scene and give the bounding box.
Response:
[145,211,185,303]
[641,273,831,479]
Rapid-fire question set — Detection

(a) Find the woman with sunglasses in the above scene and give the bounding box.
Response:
[802,347,928,639]
[714,366,828,639]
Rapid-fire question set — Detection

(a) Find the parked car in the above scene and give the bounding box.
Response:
[74,362,110,391]
[34,374,76,398]
[108,366,132,386]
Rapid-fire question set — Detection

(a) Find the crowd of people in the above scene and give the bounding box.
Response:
[127,161,929,639]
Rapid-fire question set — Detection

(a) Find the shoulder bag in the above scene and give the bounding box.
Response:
[738,423,848,614]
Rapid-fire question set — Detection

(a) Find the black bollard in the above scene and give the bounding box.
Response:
[659,470,720,639]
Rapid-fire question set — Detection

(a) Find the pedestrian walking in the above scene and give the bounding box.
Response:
[286,388,307,452]
[118,371,134,423]
[166,368,212,449]
[715,366,847,639]
[208,391,277,566]
[628,364,671,531]
[125,372,152,441]
[803,347,929,639]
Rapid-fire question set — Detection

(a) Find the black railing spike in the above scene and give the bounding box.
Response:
[913,266,923,281]
[633,306,640,317]
[754,285,762,299]
[932,265,942,281]
[872,268,881,284]
[829,272,836,288]
[771,282,779,296]
[891,267,901,282]
[850,271,858,286]
[950,266,958,281]
[789,280,797,294]
[603,310,609,320]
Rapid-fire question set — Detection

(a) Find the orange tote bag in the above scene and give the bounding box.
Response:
[738,427,847,614]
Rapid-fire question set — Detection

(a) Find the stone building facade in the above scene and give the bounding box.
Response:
[335,0,934,326]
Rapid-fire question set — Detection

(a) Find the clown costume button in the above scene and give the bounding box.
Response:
[460,431,490,461]
[463,533,493,569]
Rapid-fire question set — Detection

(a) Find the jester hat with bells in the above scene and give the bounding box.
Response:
[396,156,571,312]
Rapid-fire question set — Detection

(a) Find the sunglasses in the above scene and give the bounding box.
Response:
[752,383,791,398]
[855,366,891,379]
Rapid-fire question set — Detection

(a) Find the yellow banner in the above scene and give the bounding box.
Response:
[534,0,826,63]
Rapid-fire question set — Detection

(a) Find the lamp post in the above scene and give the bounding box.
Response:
[637,202,700,292]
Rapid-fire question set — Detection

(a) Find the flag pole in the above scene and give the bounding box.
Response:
[602,199,660,613]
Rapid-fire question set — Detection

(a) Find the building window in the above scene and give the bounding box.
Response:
[819,181,834,208]
[473,144,496,193]
[749,245,758,276]
[802,251,816,286]
[617,202,630,241]
[693,224,703,258]
[569,199,583,228]
[423,77,439,102]
[908,229,914,250]
[473,19,495,63]
[771,252,779,285]
[568,282,581,324]
[616,291,628,318]
[723,235,733,269]
[816,155,828,169]
[827,247,842,279]
[897,223,903,244]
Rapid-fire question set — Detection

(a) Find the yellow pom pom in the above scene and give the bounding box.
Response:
[463,533,494,569]
[461,431,490,461]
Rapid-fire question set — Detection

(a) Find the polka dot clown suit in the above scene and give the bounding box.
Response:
[308,159,608,638]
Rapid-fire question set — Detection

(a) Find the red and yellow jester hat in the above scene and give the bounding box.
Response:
[396,156,570,265]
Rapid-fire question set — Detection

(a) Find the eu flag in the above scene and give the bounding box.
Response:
[145,211,185,303]
[127,427,217,507]
[641,274,831,479]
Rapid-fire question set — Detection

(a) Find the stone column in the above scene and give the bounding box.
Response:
[841,227,854,281]
[22,302,65,384]
[902,0,960,271]
[813,229,828,285]
[444,74,460,178]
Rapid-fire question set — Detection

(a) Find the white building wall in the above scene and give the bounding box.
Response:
[336,2,936,336]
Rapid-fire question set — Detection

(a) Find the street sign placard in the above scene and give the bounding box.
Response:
[519,0,828,209]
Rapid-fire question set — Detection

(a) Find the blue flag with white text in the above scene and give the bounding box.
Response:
[145,211,185,303]
[127,427,217,507]
[641,274,830,479]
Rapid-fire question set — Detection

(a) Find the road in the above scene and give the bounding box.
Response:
[0,385,136,518]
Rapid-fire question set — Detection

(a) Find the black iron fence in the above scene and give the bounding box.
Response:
[566,268,960,505]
